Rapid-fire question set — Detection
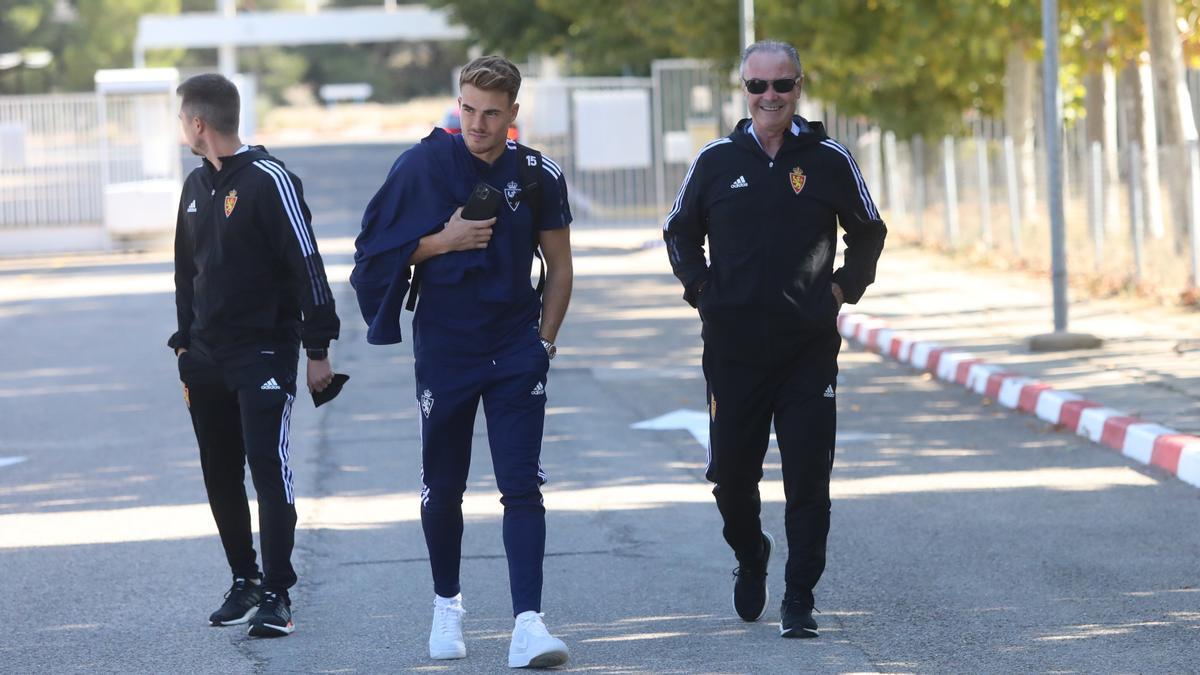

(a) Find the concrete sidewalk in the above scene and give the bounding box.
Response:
[846,243,1200,488]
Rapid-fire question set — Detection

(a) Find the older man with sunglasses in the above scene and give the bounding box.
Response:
[664,40,886,638]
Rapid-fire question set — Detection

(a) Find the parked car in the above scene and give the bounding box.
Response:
[438,107,520,141]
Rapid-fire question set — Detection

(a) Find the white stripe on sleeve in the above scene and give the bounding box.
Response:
[254,160,315,255]
[663,138,731,231]
[820,139,880,220]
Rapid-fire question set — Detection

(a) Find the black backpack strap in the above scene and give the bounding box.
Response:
[517,145,546,294]
[410,146,545,311]
[405,262,421,311]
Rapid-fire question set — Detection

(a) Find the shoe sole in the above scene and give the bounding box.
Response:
[247,620,294,637]
[731,531,775,622]
[210,606,257,627]
[430,647,467,660]
[780,625,819,639]
[509,648,568,668]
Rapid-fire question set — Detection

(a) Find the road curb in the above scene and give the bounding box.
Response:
[837,312,1200,489]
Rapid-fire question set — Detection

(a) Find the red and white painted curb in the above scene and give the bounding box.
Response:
[837,313,1200,489]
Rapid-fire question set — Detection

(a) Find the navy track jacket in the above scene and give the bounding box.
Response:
[664,117,886,362]
[351,128,570,347]
[170,146,339,353]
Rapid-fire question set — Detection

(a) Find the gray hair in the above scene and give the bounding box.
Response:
[740,40,804,80]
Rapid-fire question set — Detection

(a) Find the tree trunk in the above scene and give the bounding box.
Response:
[1144,0,1199,249]
[1084,35,1120,235]
[1005,45,1038,224]
[1120,59,1163,240]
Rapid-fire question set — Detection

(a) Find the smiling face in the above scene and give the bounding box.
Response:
[742,49,802,138]
[458,83,518,164]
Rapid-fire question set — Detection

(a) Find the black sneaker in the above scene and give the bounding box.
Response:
[731,531,774,622]
[247,590,294,637]
[209,577,263,626]
[780,599,819,638]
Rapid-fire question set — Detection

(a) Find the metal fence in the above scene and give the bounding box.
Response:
[847,124,1200,296]
[793,69,1200,297]
[0,91,179,230]
[522,61,729,227]
[522,76,656,226]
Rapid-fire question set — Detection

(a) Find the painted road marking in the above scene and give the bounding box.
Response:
[632,410,889,449]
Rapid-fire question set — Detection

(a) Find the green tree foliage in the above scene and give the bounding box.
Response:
[0,0,56,49]
[433,0,1198,137]
[59,0,182,91]
[0,0,66,94]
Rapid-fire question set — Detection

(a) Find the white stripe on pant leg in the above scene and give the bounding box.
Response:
[276,393,296,504]
[417,397,430,507]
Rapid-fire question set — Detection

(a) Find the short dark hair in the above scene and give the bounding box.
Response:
[459,55,521,104]
[740,40,804,80]
[176,73,240,135]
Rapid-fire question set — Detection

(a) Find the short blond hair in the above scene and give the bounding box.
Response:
[459,55,522,104]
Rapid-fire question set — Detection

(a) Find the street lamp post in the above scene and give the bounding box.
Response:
[1028,0,1101,352]
[739,0,754,53]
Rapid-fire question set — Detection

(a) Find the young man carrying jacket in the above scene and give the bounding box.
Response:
[664,40,886,638]
[170,73,340,638]
[351,55,573,668]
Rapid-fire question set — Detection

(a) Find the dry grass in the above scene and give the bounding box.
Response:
[887,193,1200,310]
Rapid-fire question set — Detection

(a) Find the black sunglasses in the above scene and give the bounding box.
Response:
[743,78,798,95]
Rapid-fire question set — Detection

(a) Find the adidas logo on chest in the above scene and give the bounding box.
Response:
[730,175,749,189]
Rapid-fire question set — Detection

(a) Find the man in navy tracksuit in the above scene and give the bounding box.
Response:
[170,74,339,638]
[664,41,886,638]
[351,56,573,669]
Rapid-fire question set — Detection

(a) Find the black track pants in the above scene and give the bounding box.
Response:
[703,333,840,606]
[178,345,300,593]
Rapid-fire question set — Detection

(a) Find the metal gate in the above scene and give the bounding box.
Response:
[521,60,729,226]
[0,89,179,231]
[651,59,732,216]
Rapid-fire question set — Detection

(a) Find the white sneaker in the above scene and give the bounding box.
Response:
[428,594,466,660]
[507,611,569,668]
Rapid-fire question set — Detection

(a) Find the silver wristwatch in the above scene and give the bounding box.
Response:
[539,337,557,360]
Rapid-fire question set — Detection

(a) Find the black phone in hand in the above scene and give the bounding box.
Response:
[461,181,503,220]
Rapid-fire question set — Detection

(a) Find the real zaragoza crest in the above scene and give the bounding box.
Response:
[788,167,806,194]
[224,190,238,217]
[504,181,521,212]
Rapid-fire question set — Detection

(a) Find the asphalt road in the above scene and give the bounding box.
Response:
[1,144,1198,674]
